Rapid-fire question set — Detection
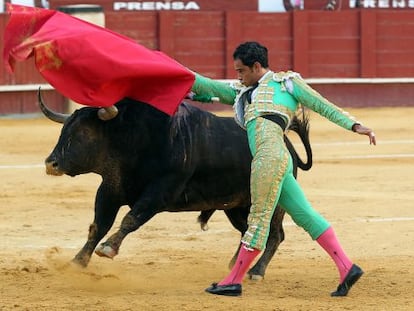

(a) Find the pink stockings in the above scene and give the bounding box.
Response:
[218,227,353,286]
[316,226,353,282]
[218,244,260,285]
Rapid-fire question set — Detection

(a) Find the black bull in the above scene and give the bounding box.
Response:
[40,93,312,279]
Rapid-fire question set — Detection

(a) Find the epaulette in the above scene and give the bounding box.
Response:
[272,70,301,82]
[228,80,244,92]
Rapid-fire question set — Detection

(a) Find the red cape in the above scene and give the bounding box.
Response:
[3,4,195,115]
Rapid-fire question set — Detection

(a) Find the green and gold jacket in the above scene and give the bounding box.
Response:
[191,71,359,131]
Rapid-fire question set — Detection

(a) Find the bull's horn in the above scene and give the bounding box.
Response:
[37,87,70,124]
[97,106,118,121]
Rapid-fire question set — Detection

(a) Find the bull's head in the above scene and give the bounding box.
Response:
[39,89,112,177]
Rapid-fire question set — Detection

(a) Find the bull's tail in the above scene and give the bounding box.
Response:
[286,111,312,172]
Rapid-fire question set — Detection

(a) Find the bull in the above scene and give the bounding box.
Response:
[39,90,312,280]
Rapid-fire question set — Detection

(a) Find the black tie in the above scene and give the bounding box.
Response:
[243,82,259,104]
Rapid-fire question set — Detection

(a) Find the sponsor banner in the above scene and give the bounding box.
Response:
[27,0,414,12]
[48,0,256,11]
[5,1,414,14]
[349,0,414,8]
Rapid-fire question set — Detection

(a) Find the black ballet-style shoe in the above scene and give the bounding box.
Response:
[205,283,242,296]
[331,264,364,297]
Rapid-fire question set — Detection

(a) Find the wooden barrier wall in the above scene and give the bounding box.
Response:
[105,9,414,79]
[1,9,413,114]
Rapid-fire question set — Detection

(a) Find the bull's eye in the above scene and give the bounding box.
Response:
[80,127,95,141]
[81,128,90,136]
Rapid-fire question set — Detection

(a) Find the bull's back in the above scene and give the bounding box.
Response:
[173,105,252,209]
[178,105,251,170]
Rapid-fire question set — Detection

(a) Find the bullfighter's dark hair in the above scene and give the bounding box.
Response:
[233,41,269,68]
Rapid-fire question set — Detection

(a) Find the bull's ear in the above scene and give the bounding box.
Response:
[98,106,118,121]
[38,87,70,124]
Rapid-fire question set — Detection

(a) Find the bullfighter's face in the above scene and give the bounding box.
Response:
[233,58,263,87]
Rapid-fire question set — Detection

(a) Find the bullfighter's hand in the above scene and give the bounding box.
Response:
[185,92,220,103]
[352,123,376,145]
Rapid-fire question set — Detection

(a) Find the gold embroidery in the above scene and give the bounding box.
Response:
[242,118,288,250]
[245,102,293,125]
[243,72,296,127]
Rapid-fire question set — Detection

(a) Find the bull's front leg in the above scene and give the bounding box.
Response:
[95,175,189,260]
[72,186,121,267]
[95,208,157,259]
[73,223,106,267]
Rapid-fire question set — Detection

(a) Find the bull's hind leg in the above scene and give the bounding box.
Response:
[223,207,249,268]
[248,206,285,280]
[223,206,285,280]
[197,209,216,231]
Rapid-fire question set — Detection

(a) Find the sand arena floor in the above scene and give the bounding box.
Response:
[0,107,413,310]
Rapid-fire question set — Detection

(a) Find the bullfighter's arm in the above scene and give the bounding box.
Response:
[288,76,376,144]
[287,76,359,131]
[190,72,238,105]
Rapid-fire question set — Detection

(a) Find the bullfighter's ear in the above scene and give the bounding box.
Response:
[98,106,118,121]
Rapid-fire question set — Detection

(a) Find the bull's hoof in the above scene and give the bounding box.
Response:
[200,223,209,231]
[70,258,87,268]
[72,255,89,268]
[249,274,264,281]
[95,244,118,259]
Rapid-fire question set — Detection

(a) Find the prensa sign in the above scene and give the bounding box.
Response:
[113,1,200,10]
[48,0,257,11]
[45,0,414,11]
[350,0,414,8]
